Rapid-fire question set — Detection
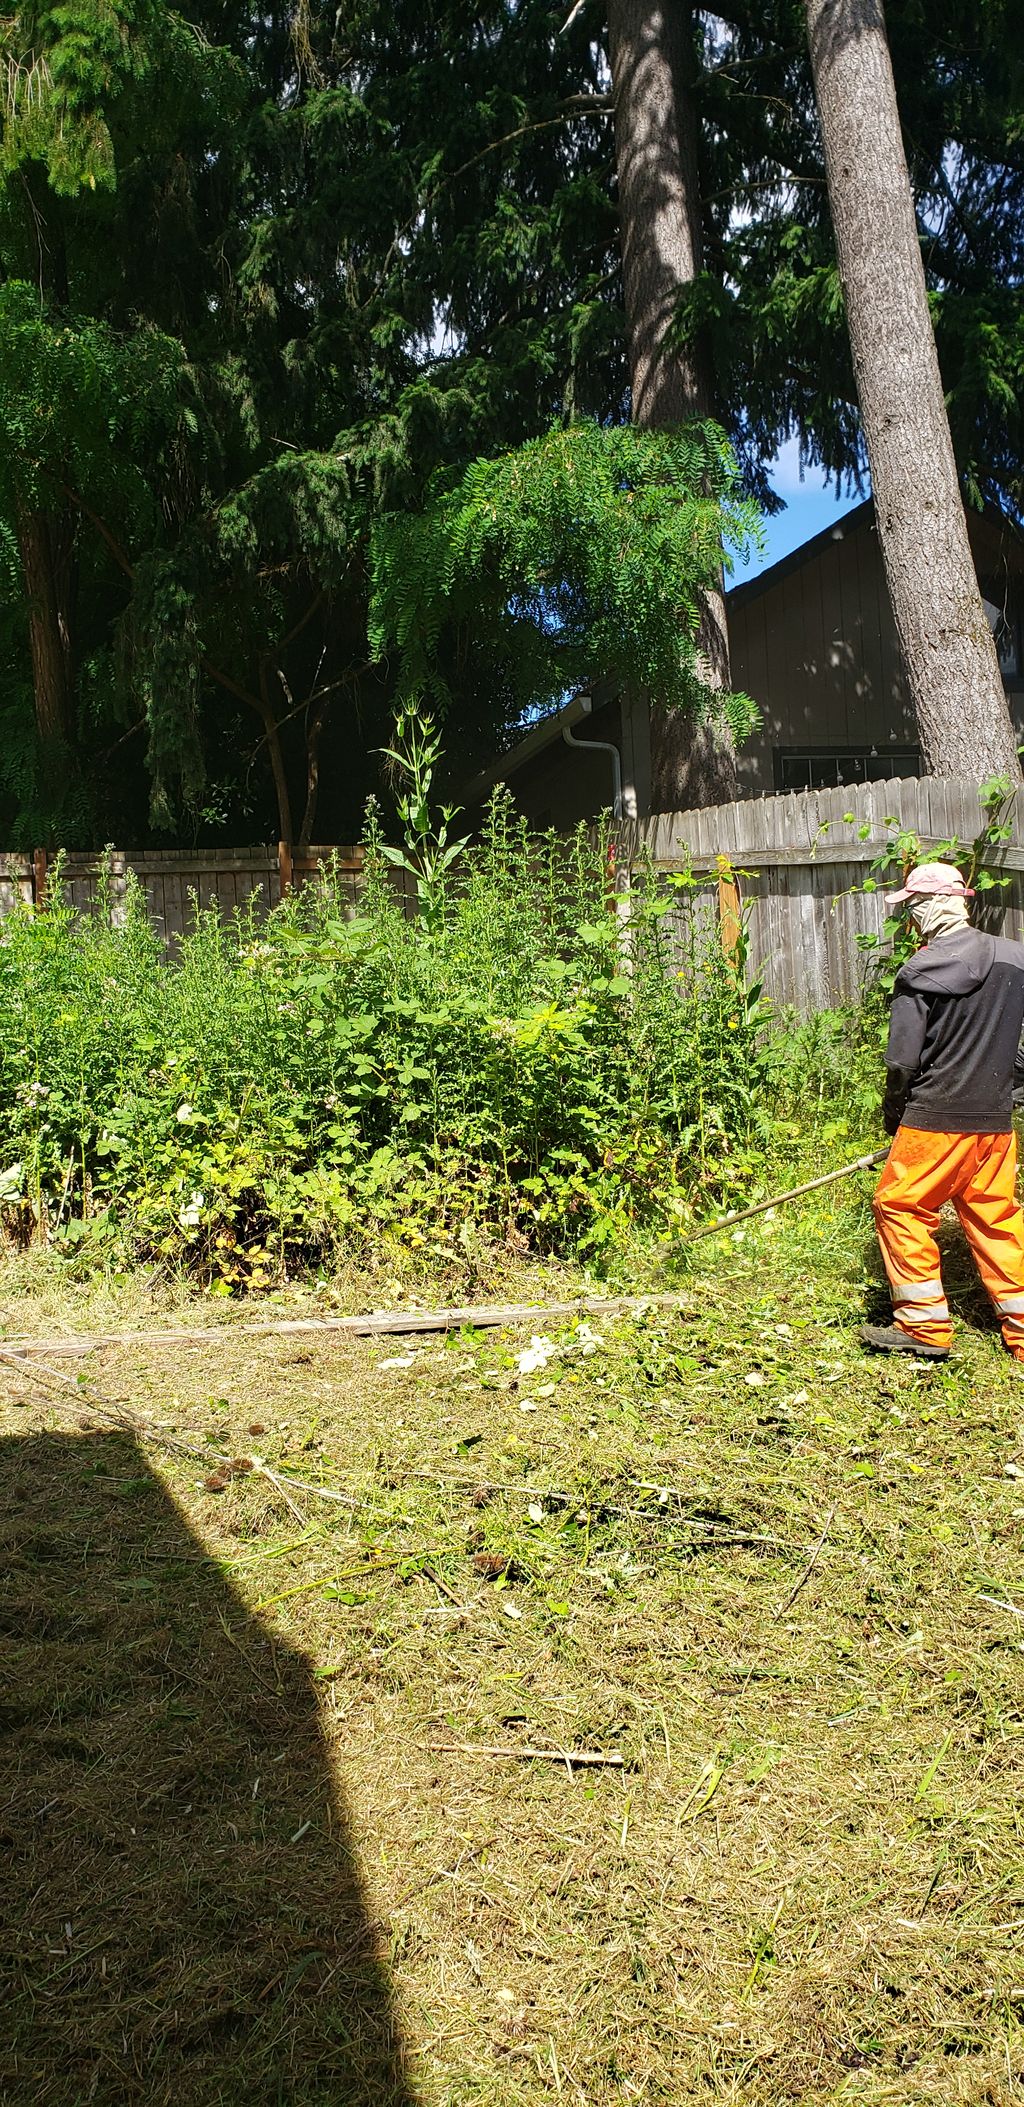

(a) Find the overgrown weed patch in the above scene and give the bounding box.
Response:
[0,793,886,1290]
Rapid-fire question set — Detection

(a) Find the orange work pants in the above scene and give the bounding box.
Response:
[873,1128,1024,1356]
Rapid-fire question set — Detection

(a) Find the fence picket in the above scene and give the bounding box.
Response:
[614,777,1023,1013]
[2,784,1018,1012]
[0,846,365,952]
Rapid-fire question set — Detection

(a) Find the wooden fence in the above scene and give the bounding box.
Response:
[614,777,1024,1013]
[0,843,363,943]
[2,778,1020,1010]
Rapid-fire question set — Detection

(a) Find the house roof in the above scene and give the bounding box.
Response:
[462,677,622,801]
[726,497,874,610]
[462,690,596,803]
[464,496,1024,805]
[727,492,1024,610]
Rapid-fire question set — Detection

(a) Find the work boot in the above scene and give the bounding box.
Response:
[861,1323,949,1361]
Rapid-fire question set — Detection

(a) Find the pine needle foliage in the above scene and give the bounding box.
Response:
[0,1,233,196]
[0,280,187,510]
[370,419,762,732]
[0,0,1020,839]
[697,0,1024,513]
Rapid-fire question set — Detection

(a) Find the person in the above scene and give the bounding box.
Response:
[863,860,1024,1361]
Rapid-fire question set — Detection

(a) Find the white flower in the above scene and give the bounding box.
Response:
[178,1190,204,1229]
[517,1335,557,1376]
[175,1102,194,1123]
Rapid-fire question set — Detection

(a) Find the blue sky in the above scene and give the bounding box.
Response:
[745,435,867,575]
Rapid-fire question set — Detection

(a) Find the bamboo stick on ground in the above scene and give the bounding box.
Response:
[422,1742,625,1769]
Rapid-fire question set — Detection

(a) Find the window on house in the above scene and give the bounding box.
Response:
[777,747,921,792]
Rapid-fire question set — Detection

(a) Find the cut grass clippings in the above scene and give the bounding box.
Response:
[2,1190,1024,2104]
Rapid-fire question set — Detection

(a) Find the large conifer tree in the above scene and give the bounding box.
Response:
[1,0,1022,839]
[803,0,1019,776]
[606,0,741,808]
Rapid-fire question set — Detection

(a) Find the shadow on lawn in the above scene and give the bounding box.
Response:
[0,1430,415,2107]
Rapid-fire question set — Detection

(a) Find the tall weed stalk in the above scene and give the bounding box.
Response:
[0,797,774,1286]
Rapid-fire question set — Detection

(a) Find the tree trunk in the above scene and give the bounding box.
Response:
[805,0,1019,779]
[258,665,294,848]
[298,696,327,851]
[608,0,710,428]
[607,0,739,806]
[16,500,75,785]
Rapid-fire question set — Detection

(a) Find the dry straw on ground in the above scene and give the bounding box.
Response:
[2,1207,1024,2103]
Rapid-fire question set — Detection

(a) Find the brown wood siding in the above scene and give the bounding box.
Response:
[466,503,1024,827]
[729,505,1024,794]
[729,510,920,791]
[490,697,625,828]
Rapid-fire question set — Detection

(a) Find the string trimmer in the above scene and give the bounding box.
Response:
[686,1147,888,1246]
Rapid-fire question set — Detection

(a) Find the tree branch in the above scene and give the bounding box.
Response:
[58,480,134,577]
[278,590,325,654]
[55,477,297,723]
[96,717,146,763]
[373,99,613,297]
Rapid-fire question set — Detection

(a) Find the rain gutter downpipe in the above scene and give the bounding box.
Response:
[562,694,624,819]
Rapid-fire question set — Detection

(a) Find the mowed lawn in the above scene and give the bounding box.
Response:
[2,1200,1024,2105]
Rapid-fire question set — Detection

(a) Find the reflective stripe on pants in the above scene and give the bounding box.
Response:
[891,1278,950,1334]
[873,1128,1024,1356]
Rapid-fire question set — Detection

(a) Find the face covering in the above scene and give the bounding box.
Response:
[909,893,970,942]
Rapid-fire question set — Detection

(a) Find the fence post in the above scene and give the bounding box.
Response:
[716,857,741,969]
[32,848,48,911]
[278,839,293,899]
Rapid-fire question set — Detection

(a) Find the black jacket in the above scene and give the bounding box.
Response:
[883,927,1024,1135]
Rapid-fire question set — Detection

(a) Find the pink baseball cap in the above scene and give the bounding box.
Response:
[884,860,974,907]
